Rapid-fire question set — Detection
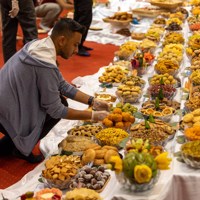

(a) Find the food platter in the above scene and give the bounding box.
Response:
[103,18,132,26]
[132,7,165,18]
[150,0,183,9]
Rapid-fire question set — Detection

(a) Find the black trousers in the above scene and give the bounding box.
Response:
[0,95,68,155]
[74,0,93,48]
[0,0,38,62]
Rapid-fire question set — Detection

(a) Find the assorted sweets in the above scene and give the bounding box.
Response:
[16,3,200,198]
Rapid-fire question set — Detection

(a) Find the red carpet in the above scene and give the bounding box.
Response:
[0,31,118,189]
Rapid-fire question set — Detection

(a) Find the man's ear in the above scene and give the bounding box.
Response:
[58,35,66,47]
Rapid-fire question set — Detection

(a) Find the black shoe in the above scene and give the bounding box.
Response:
[83,46,93,51]
[12,149,44,163]
[77,48,90,57]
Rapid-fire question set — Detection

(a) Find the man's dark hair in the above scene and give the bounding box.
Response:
[51,18,86,38]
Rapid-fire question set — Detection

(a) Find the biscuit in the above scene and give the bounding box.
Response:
[95,149,107,159]
[82,149,96,165]
[93,159,105,166]
[104,149,120,163]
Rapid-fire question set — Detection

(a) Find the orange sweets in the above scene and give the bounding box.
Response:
[184,125,200,140]
[102,108,135,129]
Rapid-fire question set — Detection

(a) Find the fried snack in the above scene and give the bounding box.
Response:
[65,188,102,200]
[163,32,184,46]
[42,155,81,189]
[154,59,179,75]
[139,38,157,51]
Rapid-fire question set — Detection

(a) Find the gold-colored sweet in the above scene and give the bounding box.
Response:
[154,59,179,75]
[190,69,200,85]
[149,73,177,85]
[157,44,183,65]
[163,32,184,46]
[98,66,128,83]
[181,108,200,130]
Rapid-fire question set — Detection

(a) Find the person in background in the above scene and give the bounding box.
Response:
[73,0,93,56]
[35,0,74,32]
[0,18,109,163]
[0,0,38,63]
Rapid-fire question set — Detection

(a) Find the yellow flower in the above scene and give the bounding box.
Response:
[155,152,172,170]
[134,165,152,184]
[108,156,122,173]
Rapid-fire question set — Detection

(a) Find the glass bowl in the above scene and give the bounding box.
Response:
[116,171,160,192]
[181,141,200,168]
[41,175,71,190]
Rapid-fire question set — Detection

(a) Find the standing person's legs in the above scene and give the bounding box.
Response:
[17,0,38,45]
[0,0,18,62]
[35,3,62,31]
[74,0,93,56]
